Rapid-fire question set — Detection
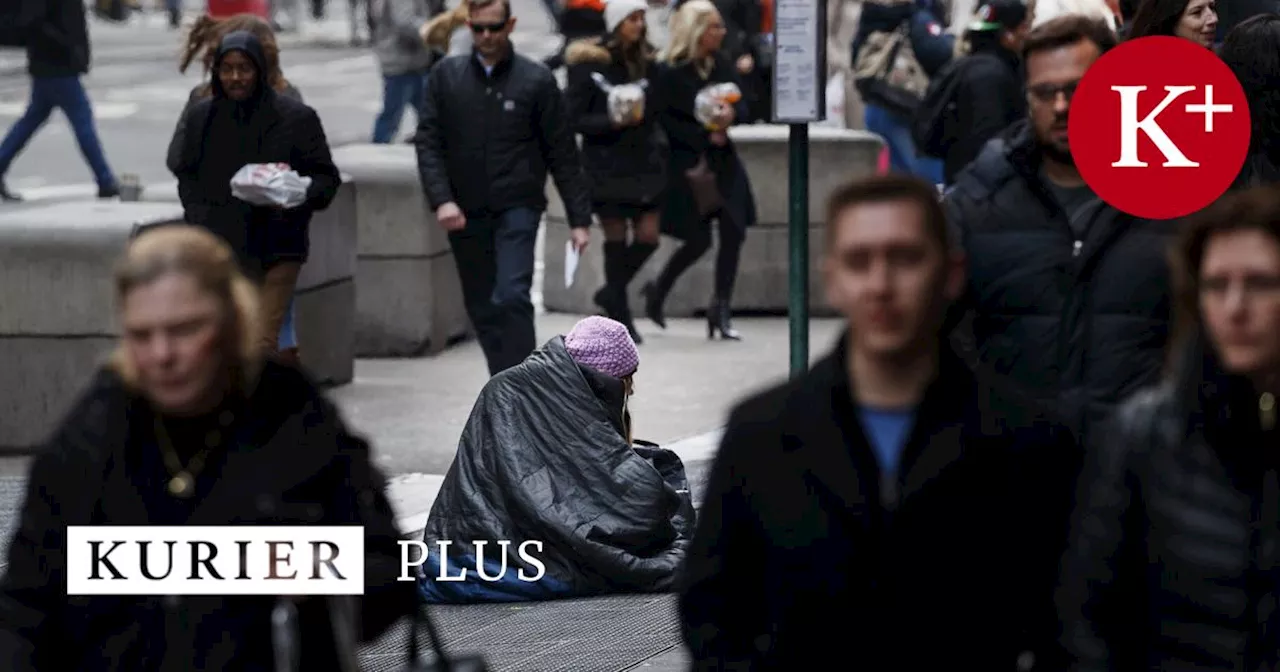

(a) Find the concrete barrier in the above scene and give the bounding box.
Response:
[0,202,185,451]
[331,144,470,357]
[136,177,358,386]
[294,177,357,386]
[542,125,884,317]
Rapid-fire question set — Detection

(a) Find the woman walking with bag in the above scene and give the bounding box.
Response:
[645,0,756,340]
[565,0,668,343]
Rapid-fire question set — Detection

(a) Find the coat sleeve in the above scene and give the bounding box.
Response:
[322,414,419,641]
[678,409,769,669]
[414,64,455,211]
[1055,400,1150,671]
[565,63,618,140]
[535,71,593,229]
[166,103,200,178]
[0,396,105,672]
[658,67,710,155]
[290,107,342,213]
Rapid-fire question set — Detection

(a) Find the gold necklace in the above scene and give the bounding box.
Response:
[153,413,224,499]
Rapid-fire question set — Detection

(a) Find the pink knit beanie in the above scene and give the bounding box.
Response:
[564,316,639,379]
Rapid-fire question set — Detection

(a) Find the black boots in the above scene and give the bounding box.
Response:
[595,241,656,344]
[707,297,742,341]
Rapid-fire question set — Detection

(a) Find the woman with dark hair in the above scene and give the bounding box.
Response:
[1220,14,1280,188]
[565,0,667,343]
[1056,186,1280,670]
[1127,0,1217,46]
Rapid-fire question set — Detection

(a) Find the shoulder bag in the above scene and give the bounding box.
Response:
[685,154,723,217]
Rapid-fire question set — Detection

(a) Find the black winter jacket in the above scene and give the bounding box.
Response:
[680,339,1080,670]
[415,49,593,228]
[942,44,1023,184]
[564,39,668,211]
[167,33,341,281]
[944,120,1175,444]
[16,0,90,77]
[1057,342,1280,671]
[0,361,418,671]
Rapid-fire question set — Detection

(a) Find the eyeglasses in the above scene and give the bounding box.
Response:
[470,20,508,34]
[1028,80,1079,104]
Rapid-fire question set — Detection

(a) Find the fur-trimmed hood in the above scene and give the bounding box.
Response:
[565,37,658,67]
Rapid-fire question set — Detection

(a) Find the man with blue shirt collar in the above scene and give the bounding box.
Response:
[679,174,1079,670]
[415,0,593,376]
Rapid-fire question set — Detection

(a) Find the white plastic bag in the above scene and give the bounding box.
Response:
[818,74,847,128]
[694,82,742,131]
[591,72,648,126]
[230,163,313,209]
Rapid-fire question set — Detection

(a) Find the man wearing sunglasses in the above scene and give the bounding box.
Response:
[415,0,593,376]
[943,15,1176,451]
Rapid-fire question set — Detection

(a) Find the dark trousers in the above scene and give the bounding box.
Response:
[372,70,427,143]
[0,76,116,188]
[448,207,541,376]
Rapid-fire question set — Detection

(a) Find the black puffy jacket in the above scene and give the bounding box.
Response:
[943,120,1176,444]
[564,39,668,210]
[1056,342,1280,671]
[415,50,593,228]
[18,0,90,77]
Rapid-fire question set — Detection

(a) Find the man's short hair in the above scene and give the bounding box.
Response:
[824,174,950,252]
[1021,14,1118,61]
[469,0,512,21]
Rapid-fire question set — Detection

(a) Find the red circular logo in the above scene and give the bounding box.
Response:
[1069,36,1250,220]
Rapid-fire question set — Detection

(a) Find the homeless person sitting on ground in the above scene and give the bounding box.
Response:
[419,316,695,602]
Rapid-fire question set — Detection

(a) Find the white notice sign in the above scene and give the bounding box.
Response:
[772,0,824,122]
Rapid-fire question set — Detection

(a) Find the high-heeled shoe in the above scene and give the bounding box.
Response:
[707,297,742,341]
[641,281,667,330]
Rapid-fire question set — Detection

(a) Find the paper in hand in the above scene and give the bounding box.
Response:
[564,240,580,288]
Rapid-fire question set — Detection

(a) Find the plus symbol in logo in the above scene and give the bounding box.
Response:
[1070,37,1250,220]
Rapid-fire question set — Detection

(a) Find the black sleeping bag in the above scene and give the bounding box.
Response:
[418,336,695,603]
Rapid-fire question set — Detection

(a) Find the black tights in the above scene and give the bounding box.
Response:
[654,213,745,301]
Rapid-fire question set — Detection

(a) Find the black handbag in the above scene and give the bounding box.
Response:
[685,154,724,217]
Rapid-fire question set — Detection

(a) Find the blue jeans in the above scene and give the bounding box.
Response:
[447,207,541,376]
[371,71,427,144]
[0,76,116,188]
[864,103,943,185]
[278,296,297,349]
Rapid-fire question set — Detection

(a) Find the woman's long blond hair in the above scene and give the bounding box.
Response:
[665,0,720,74]
[108,225,264,393]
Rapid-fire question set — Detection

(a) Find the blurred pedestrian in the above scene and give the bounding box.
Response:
[167,31,342,358]
[1220,14,1280,188]
[1127,0,1218,47]
[1057,187,1280,671]
[0,0,120,202]
[681,175,1077,669]
[415,0,593,376]
[0,225,417,670]
[645,0,757,340]
[944,16,1172,446]
[565,0,667,342]
[370,0,437,143]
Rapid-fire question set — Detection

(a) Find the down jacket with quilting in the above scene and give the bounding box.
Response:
[943,120,1176,445]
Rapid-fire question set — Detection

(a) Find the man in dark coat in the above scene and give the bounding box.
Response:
[415,0,593,376]
[0,0,120,202]
[943,15,1175,446]
[679,174,1078,670]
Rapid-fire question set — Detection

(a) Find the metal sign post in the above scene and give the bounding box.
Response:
[771,0,826,379]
